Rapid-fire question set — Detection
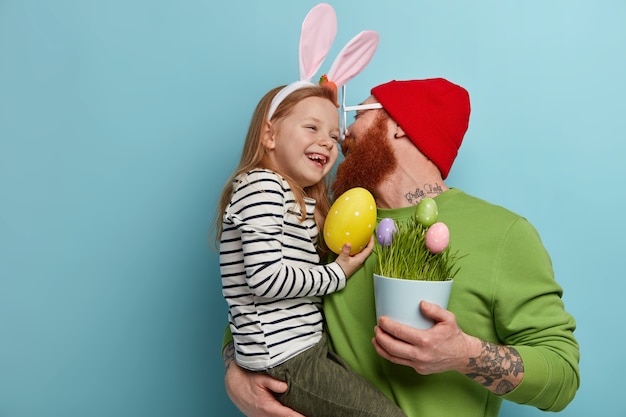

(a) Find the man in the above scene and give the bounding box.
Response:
[223,78,580,417]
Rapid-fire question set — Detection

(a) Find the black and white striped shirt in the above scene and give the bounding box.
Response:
[220,169,345,370]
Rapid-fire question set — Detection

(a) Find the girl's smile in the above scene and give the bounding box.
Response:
[263,96,340,188]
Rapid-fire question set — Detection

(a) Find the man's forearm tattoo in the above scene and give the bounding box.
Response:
[223,342,235,371]
[465,341,524,395]
[405,183,444,204]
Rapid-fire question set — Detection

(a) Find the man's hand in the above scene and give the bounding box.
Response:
[224,343,306,417]
[372,300,478,374]
[372,301,523,395]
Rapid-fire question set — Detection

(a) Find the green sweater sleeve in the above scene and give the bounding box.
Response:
[494,218,580,411]
[222,324,234,354]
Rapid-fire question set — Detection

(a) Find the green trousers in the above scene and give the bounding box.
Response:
[266,335,407,417]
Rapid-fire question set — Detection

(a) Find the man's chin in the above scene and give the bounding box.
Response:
[332,162,374,198]
[331,144,395,199]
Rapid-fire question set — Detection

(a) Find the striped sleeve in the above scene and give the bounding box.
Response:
[225,170,346,299]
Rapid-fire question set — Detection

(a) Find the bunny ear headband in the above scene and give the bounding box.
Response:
[266,3,379,124]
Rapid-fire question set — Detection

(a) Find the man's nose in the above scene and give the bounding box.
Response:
[343,126,352,140]
[340,135,353,156]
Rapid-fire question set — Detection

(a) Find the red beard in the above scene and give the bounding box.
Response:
[332,113,396,200]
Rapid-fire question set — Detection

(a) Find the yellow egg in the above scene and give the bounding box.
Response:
[323,187,376,255]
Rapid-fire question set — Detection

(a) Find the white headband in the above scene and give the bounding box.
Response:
[266,3,379,121]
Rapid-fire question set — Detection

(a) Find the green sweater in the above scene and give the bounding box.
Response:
[223,188,579,416]
[323,188,579,416]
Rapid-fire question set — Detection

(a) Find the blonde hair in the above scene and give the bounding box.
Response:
[213,85,337,253]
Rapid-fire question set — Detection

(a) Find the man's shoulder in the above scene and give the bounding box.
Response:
[443,188,523,222]
[442,189,542,247]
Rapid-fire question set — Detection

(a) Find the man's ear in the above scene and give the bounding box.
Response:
[393,124,406,140]
[261,121,276,150]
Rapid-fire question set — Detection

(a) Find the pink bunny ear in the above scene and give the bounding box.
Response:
[325,30,379,88]
[267,4,378,121]
[299,3,337,81]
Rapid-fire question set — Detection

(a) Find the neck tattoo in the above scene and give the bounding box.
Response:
[404,183,445,205]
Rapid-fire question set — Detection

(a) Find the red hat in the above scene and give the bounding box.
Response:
[371,78,470,179]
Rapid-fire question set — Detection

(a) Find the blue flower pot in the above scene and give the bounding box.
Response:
[373,274,453,329]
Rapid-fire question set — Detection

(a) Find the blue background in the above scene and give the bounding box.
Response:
[1,1,624,416]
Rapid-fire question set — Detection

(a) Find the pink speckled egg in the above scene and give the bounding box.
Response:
[425,222,450,254]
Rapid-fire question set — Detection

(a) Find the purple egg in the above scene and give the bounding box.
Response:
[376,218,396,247]
[425,222,450,253]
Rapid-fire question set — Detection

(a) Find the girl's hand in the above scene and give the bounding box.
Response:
[334,235,374,277]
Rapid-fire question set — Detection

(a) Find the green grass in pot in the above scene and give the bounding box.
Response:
[374,198,465,281]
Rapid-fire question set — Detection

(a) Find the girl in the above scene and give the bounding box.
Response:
[216,84,407,417]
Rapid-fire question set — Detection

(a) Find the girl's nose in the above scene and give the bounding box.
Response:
[319,135,335,149]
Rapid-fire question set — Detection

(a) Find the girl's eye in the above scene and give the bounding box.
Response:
[307,125,317,131]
